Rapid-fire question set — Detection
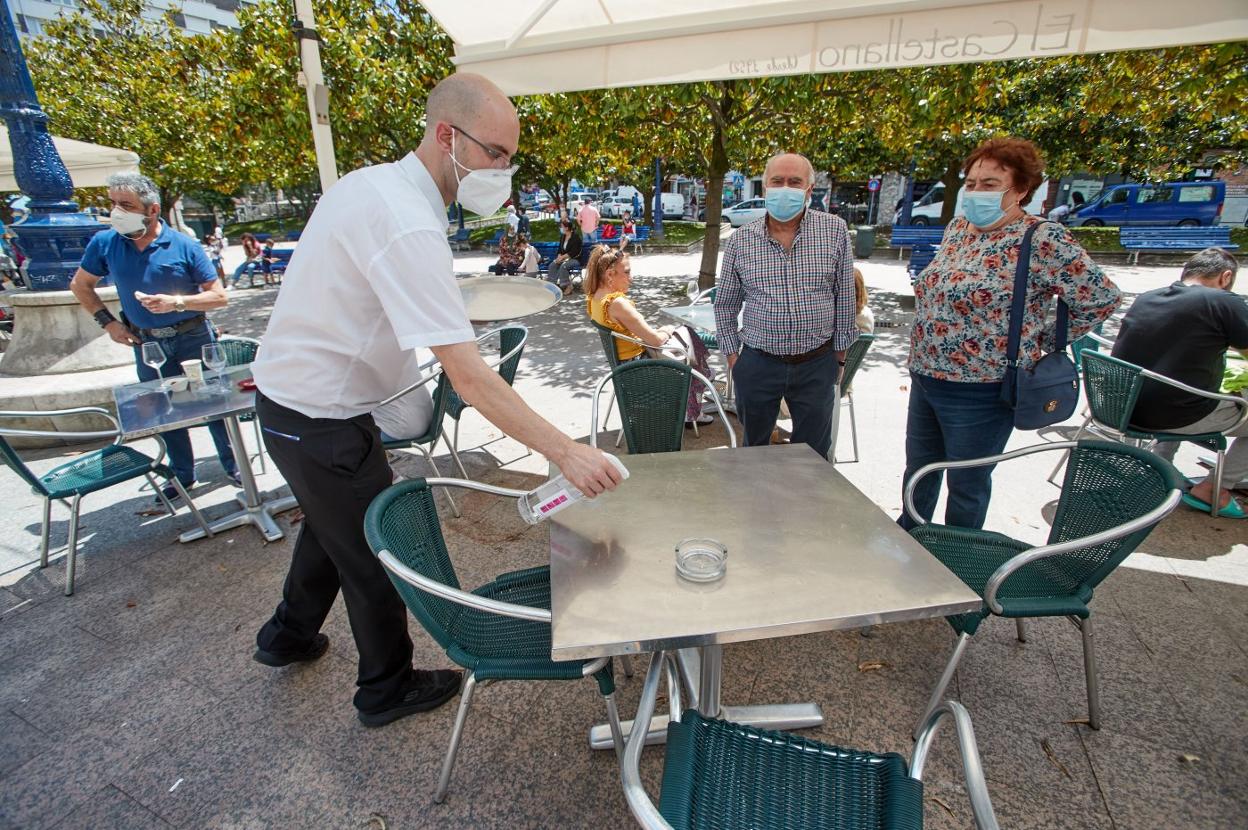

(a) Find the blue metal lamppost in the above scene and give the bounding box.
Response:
[0,0,106,291]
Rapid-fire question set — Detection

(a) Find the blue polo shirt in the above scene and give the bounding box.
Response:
[80,223,217,329]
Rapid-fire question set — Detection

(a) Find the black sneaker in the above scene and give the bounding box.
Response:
[357,669,463,728]
[154,480,195,506]
[253,633,330,668]
[227,470,243,487]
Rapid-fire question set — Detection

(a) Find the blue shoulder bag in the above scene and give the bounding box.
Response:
[999,221,1080,429]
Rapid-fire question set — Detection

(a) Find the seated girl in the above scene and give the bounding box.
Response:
[584,245,714,425]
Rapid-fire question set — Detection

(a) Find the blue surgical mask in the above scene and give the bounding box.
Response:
[962,190,1009,228]
[765,187,808,222]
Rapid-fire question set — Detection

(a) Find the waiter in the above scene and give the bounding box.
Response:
[249,73,623,727]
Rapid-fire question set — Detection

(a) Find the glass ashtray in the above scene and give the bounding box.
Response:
[675,538,727,582]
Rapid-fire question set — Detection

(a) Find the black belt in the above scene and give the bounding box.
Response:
[139,315,207,339]
[754,338,836,365]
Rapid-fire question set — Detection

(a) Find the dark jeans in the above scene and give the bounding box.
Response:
[732,344,839,459]
[254,393,416,713]
[133,322,236,484]
[900,372,1015,531]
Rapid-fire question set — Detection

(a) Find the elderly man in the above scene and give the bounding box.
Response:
[70,172,239,501]
[713,153,857,459]
[249,73,623,727]
[1112,247,1248,518]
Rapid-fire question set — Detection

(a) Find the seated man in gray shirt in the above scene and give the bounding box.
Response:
[1112,248,1248,518]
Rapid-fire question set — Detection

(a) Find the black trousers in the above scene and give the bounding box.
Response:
[254,392,414,713]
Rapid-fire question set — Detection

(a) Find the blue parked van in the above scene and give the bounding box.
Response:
[1068,180,1225,227]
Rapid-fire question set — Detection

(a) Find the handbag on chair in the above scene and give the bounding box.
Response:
[1000,221,1080,430]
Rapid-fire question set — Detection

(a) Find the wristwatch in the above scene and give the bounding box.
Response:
[174,296,186,313]
[93,309,116,329]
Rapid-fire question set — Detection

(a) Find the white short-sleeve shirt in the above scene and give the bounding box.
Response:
[252,154,475,420]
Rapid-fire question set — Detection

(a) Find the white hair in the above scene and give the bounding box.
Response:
[106,172,160,207]
[763,153,815,186]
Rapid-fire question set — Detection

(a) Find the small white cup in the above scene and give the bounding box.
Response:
[180,359,204,384]
[164,376,189,393]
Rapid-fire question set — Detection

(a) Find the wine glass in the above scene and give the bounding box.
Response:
[202,343,227,392]
[141,341,166,379]
[686,279,699,301]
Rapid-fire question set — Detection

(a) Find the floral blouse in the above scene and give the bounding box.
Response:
[908,215,1120,383]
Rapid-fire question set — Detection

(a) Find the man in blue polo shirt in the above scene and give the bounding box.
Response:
[70,172,238,500]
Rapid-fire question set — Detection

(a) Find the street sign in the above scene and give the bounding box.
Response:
[867,178,881,192]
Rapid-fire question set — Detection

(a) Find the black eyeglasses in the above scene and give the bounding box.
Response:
[452,125,514,168]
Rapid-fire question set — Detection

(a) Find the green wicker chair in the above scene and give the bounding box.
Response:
[364,477,624,803]
[590,359,734,454]
[0,408,211,595]
[216,335,265,475]
[442,325,528,480]
[831,333,875,464]
[687,284,719,351]
[620,651,999,830]
[1056,351,1248,516]
[903,439,1183,736]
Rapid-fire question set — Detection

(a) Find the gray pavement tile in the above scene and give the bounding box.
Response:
[1178,575,1248,661]
[1080,727,1248,830]
[1149,660,1248,793]
[49,785,171,830]
[0,729,135,830]
[0,710,53,778]
[1045,611,1204,752]
[0,623,118,713]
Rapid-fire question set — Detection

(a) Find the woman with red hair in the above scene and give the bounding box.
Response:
[901,137,1121,530]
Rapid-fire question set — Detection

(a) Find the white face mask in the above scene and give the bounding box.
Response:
[450,130,516,217]
[110,207,148,237]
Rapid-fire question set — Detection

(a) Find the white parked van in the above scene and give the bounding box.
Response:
[660,192,685,220]
[896,180,1048,226]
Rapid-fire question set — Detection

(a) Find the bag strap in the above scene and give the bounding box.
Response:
[1005,221,1069,365]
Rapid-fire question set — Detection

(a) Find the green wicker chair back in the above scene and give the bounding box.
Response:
[839,333,875,392]
[216,336,260,366]
[384,372,455,450]
[592,320,626,368]
[1081,352,1144,433]
[1069,323,1103,371]
[658,711,923,830]
[0,436,49,496]
[612,359,692,454]
[363,479,465,651]
[447,325,526,420]
[1045,440,1184,590]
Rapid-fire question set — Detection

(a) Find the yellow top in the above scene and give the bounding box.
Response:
[587,291,645,361]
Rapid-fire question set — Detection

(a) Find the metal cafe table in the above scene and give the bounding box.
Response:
[112,365,298,543]
[548,443,980,749]
[659,302,735,412]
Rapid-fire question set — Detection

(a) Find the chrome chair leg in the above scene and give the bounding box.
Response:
[602,690,625,761]
[169,476,213,538]
[445,426,470,480]
[1015,619,1027,643]
[847,392,859,463]
[1078,615,1101,730]
[434,672,477,803]
[38,496,51,568]
[914,632,971,740]
[63,493,82,596]
[1211,450,1227,518]
[416,444,459,517]
[147,472,178,516]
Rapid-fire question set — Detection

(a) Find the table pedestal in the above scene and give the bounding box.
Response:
[588,644,823,750]
[178,415,298,543]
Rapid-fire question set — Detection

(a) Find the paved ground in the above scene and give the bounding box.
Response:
[1,250,1245,829]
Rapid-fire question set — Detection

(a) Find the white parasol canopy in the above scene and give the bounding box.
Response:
[421,0,1248,95]
[0,127,140,191]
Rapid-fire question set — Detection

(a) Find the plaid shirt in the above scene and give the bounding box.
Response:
[713,210,858,356]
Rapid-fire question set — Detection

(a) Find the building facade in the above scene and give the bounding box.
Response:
[8,0,254,39]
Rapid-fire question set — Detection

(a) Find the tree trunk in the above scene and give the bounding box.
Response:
[938,160,962,225]
[640,183,654,226]
[696,125,730,289]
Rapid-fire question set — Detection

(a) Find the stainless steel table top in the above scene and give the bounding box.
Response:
[458,275,561,323]
[659,303,716,333]
[113,365,256,439]
[549,443,980,661]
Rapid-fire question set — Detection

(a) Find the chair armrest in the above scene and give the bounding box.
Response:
[982,487,1181,613]
[903,442,1077,526]
[691,368,736,448]
[0,406,123,444]
[910,700,999,830]
[621,652,677,830]
[1137,368,1248,433]
[379,550,552,623]
[376,329,526,408]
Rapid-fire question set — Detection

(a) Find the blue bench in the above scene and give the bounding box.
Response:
[1119,226,1238,264]
[890,226,946,278]
[238,248,294,287]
